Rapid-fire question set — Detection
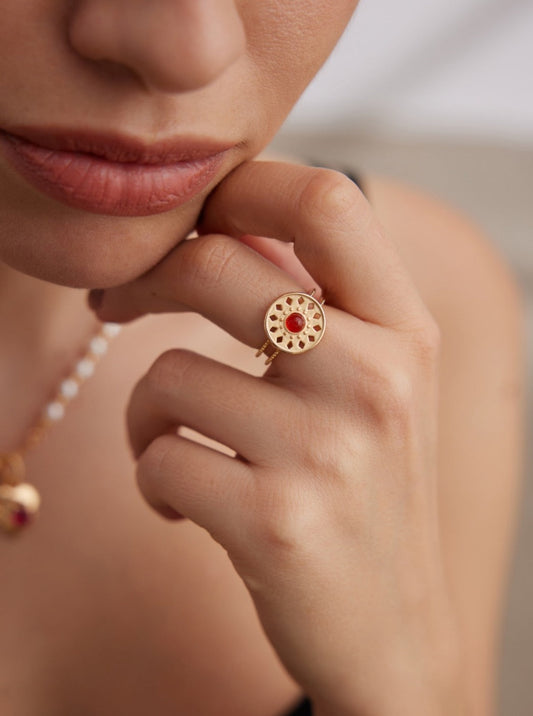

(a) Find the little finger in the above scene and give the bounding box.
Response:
[128,348,297,464]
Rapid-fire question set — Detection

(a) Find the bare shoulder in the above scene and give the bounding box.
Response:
[365,174,526,715]
[364,174,524,330]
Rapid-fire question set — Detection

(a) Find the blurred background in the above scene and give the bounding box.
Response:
[271,1,532,713]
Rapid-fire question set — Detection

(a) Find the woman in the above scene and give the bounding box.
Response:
[0,2,524,715]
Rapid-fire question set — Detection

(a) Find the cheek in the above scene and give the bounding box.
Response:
[244,0,358,107]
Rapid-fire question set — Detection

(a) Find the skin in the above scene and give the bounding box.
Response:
[0,2,525,715]
[0,0,356,287]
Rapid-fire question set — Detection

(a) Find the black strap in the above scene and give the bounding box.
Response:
[283,697,312,716]
[307,159,365,196]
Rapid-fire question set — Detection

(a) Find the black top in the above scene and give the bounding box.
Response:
[284,697,313,715]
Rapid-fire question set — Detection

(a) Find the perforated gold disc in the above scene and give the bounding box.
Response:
[263,291,326,355]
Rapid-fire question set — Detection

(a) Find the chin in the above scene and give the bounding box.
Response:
[6,249,165,289]
[0,190,201,288]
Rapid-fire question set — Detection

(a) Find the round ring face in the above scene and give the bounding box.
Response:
[264,292,326,355]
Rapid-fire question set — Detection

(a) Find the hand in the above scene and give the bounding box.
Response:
[91,161,466,715]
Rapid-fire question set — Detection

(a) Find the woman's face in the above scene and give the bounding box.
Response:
[0,1,357,288]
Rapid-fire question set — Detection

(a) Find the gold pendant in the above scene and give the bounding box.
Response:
[0,482,41,534]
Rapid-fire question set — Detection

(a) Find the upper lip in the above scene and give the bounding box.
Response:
[1,126,236,165]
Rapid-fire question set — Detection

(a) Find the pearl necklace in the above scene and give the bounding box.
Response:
[0,321,121,535]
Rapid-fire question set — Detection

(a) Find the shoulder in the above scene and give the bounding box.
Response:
[362,172,525,471]
[363,174,524,346]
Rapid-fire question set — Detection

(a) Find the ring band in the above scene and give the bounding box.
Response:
[255,288,326,365]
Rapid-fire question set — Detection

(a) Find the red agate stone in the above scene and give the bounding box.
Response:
[12,507,30,527]
[285,312,306,333]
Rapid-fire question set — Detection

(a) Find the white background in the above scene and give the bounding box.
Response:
[282,0,533,145]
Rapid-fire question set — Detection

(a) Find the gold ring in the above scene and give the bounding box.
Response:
[255,288,326,365]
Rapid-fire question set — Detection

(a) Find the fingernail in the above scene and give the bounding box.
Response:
[88,289,104,311]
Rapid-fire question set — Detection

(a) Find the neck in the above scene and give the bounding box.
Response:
[0,262,102,452]
[0,262,97,357]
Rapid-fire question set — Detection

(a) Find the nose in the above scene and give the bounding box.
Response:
[67,0,247,93]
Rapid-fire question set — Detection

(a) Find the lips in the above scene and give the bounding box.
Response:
[0,127,234,216]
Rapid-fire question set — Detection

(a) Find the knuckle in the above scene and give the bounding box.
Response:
[180,234,240,289]
[250,483,323,559]
[368,364,416,431]
[299,169,366,229]
[145,348,198,398]
[136,434,177,499]
[410,319,441,365]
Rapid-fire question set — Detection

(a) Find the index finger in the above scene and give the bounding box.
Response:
[199,161,428,328]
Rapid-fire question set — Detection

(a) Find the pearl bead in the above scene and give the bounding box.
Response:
[102,323,122,338]
[60,379,79,399]
[89,336,108,355]
[75,358,95,379]
[45,401,65,421]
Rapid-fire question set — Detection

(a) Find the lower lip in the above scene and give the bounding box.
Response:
[0,133,227,217]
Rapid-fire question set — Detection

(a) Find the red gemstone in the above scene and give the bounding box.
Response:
[12,508,29,527]
[285,312,306,333]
